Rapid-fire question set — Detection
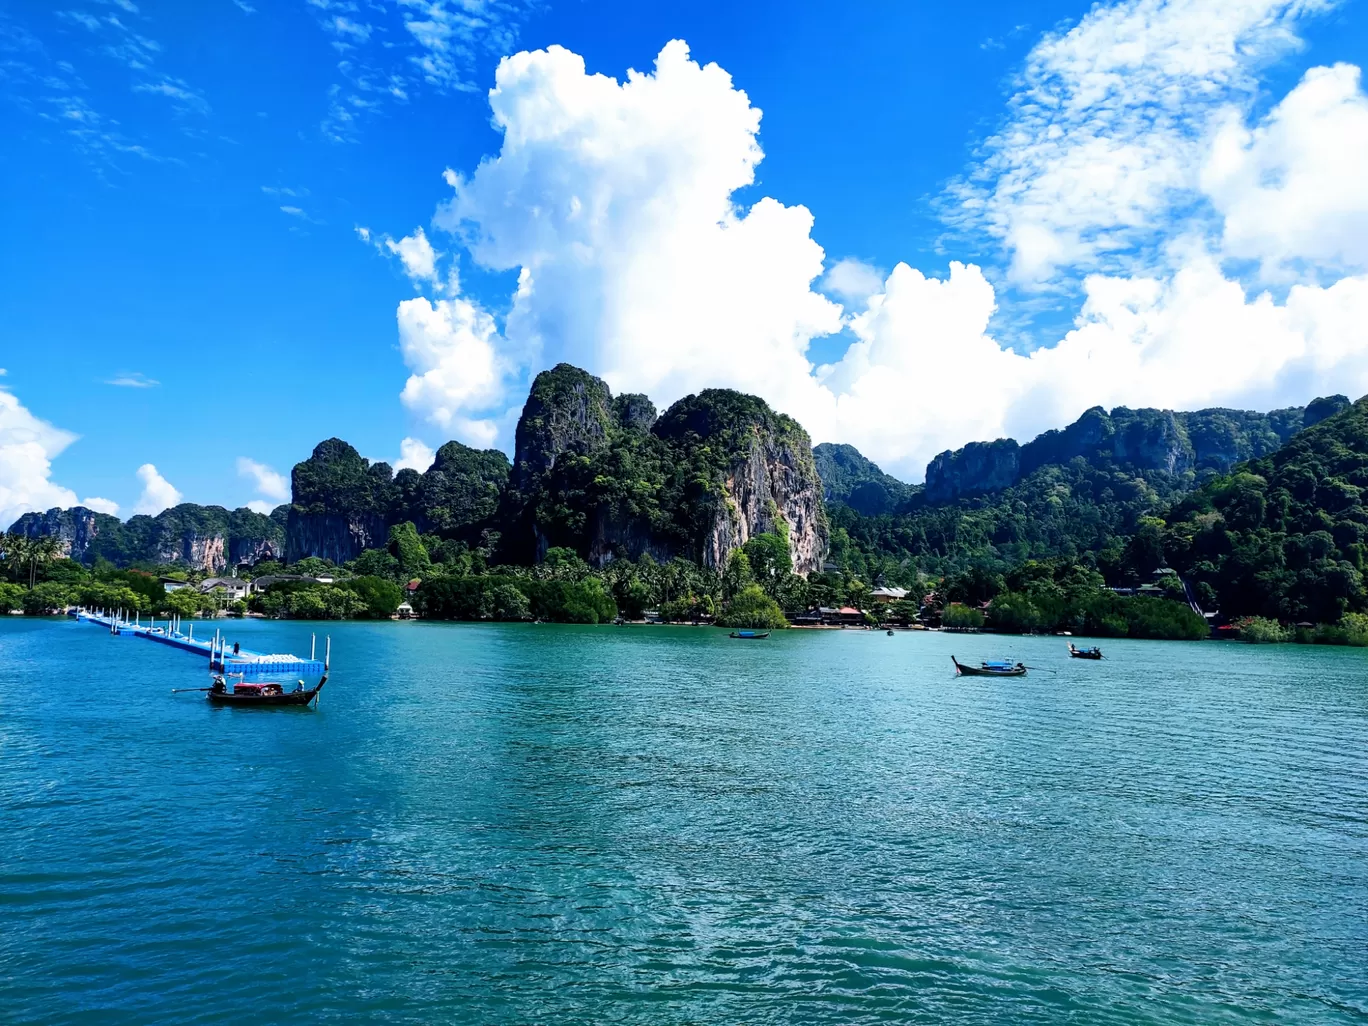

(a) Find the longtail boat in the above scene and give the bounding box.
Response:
[206,673,327,707]
[952,656,1027,677]
[729,630,771,640]
[1068,643,1103,660]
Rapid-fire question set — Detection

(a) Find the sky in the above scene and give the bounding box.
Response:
[3,0,1368,526]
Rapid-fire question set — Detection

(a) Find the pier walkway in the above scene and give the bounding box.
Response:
[76,610,327,679]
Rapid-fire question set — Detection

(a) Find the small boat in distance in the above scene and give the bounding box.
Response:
[952,656,1027,677]
[1068,643,1104,660]
[729,630,771,640]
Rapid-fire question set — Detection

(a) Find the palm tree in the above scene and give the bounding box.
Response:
[2,533,31,586]
[31,536,62,589]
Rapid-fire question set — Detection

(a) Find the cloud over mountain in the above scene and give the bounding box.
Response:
[390,5,1368,480]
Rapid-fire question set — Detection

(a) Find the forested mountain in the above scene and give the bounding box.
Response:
[922,401,1341,504]
[1158,397,1368,622]
[9,366,1362,628]
[9,503,285,571]
[821,396,1353,587]
[812,443,917,516]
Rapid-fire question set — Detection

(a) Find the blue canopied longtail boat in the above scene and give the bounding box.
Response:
[729,630,771,640]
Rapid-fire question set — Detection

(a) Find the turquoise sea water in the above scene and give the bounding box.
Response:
[2,617,1366,1024]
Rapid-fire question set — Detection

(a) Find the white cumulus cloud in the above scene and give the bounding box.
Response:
[397,292,507,445]
[1204,62,1368,281]
[83,496,120,515]
[245,499,275,515]
[395,437,436,472]
[236,457,290,502]
[133,463,181,516]
[391,16,1368,479]
[0,387,81,529]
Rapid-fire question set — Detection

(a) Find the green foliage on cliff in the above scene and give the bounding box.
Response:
[499,368,823,569]
[411,441,509,540]
[812,443,916,516]
[292,439,396,516]
[1159,396,1368,622]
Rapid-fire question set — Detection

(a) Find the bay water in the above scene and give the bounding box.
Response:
[2,617,1366,1023]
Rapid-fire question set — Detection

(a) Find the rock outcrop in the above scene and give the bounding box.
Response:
[8,503,284,571]
[503,368,828,574]
[925,439,1021,505]
[286,439,396,564]
[8,506,121,560]
[285,437,511,563]
[923,401,1334,504]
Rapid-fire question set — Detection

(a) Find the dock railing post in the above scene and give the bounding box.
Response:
[311,633,316,660]
[325,635,331,671]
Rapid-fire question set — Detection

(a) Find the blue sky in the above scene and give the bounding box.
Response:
[3,0,1368,525]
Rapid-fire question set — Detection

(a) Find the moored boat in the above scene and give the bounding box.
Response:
[1068,643,1104,660]
[952,656,1027,677]
[729,630,771,640]
[206,673,327,707]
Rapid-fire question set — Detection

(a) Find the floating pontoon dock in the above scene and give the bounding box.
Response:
[75,609,327,678]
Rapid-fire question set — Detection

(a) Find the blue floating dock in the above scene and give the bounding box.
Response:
[78,611,326,678]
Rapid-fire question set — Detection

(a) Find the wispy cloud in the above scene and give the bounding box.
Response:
[105,371,159,387]
[132,74,209,114]
[947,0,1336,289]
[232,0,256,12]
[312,0,538,142]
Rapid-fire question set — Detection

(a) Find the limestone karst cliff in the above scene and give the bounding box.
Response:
[500,365,829,574]
[8,504,284,572]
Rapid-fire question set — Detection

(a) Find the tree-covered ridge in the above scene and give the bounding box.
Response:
[1159,396,1368,622]
[923,400,1340,504]
[813,442,918,516]
[8,502,285,569]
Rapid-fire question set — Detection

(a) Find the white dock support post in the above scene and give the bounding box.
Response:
[311,633,316,660]
[325,635,331,671]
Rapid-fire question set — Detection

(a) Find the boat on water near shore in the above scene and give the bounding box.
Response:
[1069,643,1104,660]
[729,630,770,640]
[952,656,1027,677]
[206,673,327,707]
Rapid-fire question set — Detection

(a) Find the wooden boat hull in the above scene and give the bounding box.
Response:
[952,657,1026,677]
[207,688,321,707]
[729,631,770,639]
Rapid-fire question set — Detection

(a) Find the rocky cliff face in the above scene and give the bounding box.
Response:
[698,422,826,574]
[925,439,1021,504]
[285,436,510,563]
[654,390,827,575]
[924,400,1340,504]
[8,506,120,560]
[504,369,828,574]
[511,364,615,489]
[8,503,283,571]
[286,439,400,563]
